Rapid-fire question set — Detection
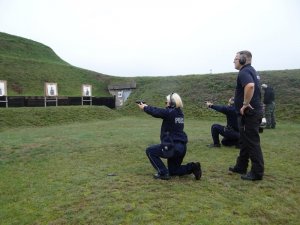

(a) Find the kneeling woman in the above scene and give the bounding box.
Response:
[137,93,201,180]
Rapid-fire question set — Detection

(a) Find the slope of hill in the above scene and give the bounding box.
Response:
[1,32,299,122]
[0,32,131,96]
[0,32,69,65]
[121,70,300,121]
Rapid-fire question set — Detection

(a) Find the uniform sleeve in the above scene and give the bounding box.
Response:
[144,105,170,119]
[211,105,230,115]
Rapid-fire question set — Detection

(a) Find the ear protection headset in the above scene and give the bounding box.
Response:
[229,97,234,106]
[169,93,176,108]
[239,54,246,65]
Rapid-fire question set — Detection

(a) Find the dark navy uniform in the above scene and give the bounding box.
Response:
[144,105,195,177]
[234,64,264,179]
[210,104,239,146]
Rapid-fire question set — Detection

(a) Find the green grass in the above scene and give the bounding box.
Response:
[0,32,68,65]
[1,117,299,225]
[0,32,132,96]
[0,106,119,130]
[1,32,300,120]
[1,31,300,224]
[120,73,300,121]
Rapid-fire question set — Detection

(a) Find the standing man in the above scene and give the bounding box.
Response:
[229,50,264,181]
[261,83,276,129]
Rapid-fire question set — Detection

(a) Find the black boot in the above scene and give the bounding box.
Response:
[241,172,262,181]
[192,162,202,180]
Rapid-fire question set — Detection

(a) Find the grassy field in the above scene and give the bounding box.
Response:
[1,116,299,225]
[1,32,300,224]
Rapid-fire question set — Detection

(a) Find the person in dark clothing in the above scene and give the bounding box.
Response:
[261,83,276,129]
[206,97,240,148]
[229,50,264,181]
[137,93,202,180]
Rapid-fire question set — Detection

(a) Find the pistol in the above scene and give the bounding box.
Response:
[135,100,146,104]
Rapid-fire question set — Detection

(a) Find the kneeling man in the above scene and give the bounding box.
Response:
[206,97,239,148]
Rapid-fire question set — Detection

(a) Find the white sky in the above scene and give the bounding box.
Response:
[1,0,300,77]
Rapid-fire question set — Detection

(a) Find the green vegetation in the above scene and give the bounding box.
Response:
[0,32,132,96]
[0,106,119,130]
[121,72,300,121]
[1,32,300,121]
[0,32,69,65]
[1,32,300,224]
[1,118,299,225]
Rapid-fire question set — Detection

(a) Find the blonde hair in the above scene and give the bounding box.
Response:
[166,93,183,108]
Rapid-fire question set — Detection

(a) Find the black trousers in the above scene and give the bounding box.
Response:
[146,143,193,176]
[211,124,240,146]
[235,111,264,177]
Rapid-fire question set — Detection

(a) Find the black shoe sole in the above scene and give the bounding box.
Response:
[228,167,246,175]
[241,174,262,181]
[153,174,170,180]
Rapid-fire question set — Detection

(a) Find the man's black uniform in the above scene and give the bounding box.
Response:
[234,64,264,179]
[209,104,239,147]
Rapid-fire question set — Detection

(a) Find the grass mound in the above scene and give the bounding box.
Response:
[0,106,119,130]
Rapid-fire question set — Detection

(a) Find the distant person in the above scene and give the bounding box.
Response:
[206,97,240,148]
[229,50,264,181]
[261,84,276,129]
[137,93,202,180]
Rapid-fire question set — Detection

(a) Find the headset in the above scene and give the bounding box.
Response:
[229,97,235,106]
[169,92,176,108]
[239,54,247,65]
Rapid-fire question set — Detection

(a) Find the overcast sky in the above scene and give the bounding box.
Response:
[1,0,299,77]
